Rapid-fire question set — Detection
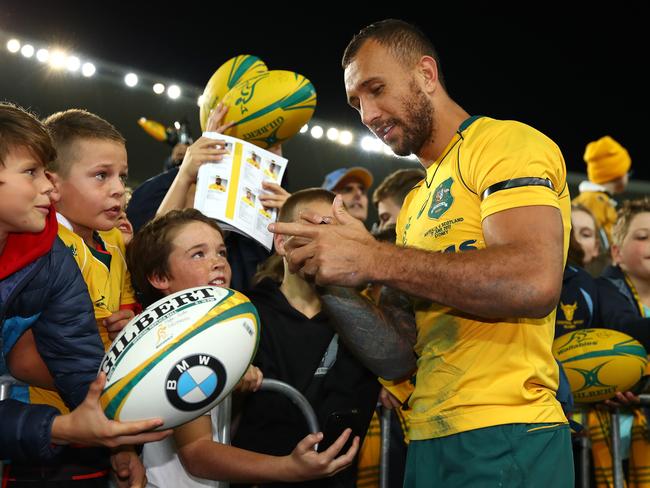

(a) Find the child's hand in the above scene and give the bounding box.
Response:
[111,447,147,488]
[603,391,641,409]
[51,372,172,448]
[259,181,291,210]
[105,309,136,341]
[379,386,403,410]
[284,429,359,481]
[206,102,236,134]
[177,137,231,185]
[235,365,263,393]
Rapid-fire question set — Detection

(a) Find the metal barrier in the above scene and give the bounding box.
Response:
[379,406,392,488]
[258,379,320,442]
[577,395,650,488]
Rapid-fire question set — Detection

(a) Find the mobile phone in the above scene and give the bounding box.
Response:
[318,408,360,453]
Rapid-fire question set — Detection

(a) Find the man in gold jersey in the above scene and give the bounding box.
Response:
[270,19,573,487]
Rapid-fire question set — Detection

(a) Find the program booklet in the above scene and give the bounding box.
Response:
[193,132,288,251]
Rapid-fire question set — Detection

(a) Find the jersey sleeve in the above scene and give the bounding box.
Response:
[461,121,567,222]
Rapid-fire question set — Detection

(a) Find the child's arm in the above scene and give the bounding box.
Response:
[30,239,106,409]
[174,416,359,483]
[7,329,55,389]
[157,105,234,217]
[50,372,172,447]
[0,373,171,462]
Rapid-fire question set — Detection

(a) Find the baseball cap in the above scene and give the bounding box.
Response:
[321,167,374,191]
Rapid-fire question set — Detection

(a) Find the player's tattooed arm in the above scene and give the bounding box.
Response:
[319,285,417,380]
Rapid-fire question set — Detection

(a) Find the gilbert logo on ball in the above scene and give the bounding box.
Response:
[553,328,648,403]
[99,286,259,429]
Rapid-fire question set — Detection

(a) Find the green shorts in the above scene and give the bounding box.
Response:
[404,423,574,488]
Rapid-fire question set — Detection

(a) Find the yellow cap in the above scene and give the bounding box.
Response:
[584,136,631,184]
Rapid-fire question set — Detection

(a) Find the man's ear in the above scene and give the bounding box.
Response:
[148,273,170,293]
[274,233,287,256]
[418,55,439,94]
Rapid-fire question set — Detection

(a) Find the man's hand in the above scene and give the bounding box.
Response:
[269,195,377,286]
[105,310,135,341]
[51,373,172,448]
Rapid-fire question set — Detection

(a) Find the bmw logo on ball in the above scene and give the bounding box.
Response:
[166,354,227,411]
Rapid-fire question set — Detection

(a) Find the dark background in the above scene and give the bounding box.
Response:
[1,4,646,223]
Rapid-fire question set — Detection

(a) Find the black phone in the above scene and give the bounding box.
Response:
[318,408,361,453]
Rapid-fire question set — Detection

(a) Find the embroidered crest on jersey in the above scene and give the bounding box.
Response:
[428,177,454,219]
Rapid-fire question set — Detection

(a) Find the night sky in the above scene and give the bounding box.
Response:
[1,5,646,179]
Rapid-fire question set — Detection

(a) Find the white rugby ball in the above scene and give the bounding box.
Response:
[99,286,259,429]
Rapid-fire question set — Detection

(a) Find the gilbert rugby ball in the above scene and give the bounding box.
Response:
[553,328,647,403]
[220,69,317,149]
[199,55,268,132]
[100,286,259,428]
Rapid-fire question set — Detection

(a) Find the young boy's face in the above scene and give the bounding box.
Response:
[613,212,650,281]
[151,221,232,296]
[0,146,54,235]
[50,138,127,238]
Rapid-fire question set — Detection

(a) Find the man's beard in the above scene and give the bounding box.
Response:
[390,81,435,157]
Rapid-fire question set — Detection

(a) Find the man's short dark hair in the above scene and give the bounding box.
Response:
[342,19,445,87]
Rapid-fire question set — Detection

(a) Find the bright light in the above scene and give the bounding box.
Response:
[49,50,67,70]
[36,48,49,62]
[361,136,382,152]
[339,131,353,145]
[174,121,181,130]
[299,124,309,134]
[197,94,205,107]
[167,85,181,99]
[20,44,34,58]
[81,62,96,77]
[153,83,165,94]
[383,145,394,156]
[310,126,323,139]
[124,73,138,87]
[7,39,20,53]
[408,154,419,160]
[66,55,80,72]
[326,128,339,141]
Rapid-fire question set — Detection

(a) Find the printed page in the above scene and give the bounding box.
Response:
[194,132,288,251]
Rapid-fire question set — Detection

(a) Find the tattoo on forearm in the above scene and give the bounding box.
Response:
[319,286,417,380]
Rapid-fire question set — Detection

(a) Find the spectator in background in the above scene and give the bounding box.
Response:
[573,136,631,250]
[322,167,373,223]
[372,168,425,232]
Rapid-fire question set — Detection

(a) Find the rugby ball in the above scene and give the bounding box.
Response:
[553,328,648,403]
[99,286,259,429]
[220,70,317,149]
[199,55,268,132]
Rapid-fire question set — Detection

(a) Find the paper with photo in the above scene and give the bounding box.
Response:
[194,132,288,251]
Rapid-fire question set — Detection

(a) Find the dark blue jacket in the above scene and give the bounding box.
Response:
[1,223,104,461]
[596,265,650,350]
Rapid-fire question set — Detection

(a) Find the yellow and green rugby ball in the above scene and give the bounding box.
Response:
[553,328,647,403]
